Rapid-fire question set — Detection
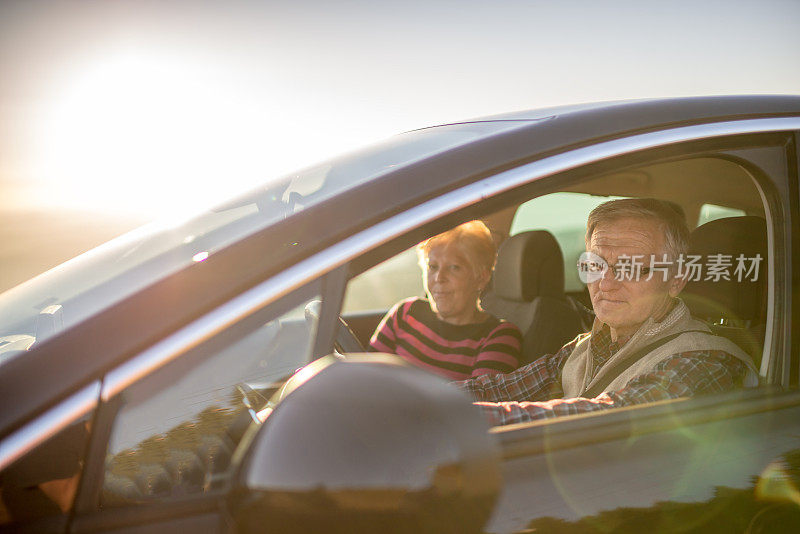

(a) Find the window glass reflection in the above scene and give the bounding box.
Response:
[102,296,319,507]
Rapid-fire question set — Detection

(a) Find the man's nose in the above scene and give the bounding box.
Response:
[597,267,619,290]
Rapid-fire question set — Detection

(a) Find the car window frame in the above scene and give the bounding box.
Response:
[88,125,798,470]
[792,132,800,388]
[340,131,792,415]
[715,145,790,383]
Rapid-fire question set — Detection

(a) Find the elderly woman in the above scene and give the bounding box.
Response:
[369,220,522,380]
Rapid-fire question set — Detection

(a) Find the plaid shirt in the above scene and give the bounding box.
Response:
[454,323,747,426]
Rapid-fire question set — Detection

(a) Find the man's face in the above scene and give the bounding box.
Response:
[586,217,686,339]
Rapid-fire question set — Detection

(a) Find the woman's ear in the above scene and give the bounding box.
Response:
[477,268,491,291]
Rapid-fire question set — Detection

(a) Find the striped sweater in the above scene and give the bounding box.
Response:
[368,297,522,380]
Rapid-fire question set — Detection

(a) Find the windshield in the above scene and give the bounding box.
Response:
[0,119,536,363]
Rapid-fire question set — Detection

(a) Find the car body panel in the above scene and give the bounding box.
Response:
[488,389,800,532]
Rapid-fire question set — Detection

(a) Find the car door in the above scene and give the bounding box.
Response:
[331,123,800,532]
[477,134,800,532]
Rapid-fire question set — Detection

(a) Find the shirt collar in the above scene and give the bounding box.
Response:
[592,297,679,349]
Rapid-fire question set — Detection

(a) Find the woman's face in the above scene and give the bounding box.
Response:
[424,242,489,325]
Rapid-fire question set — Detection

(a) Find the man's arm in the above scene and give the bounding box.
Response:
[454,334,586,402]
[476,350,746,426]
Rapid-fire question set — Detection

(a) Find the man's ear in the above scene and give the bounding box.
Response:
[668,273,688,297]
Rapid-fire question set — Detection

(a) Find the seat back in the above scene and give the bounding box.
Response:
[681,216,768,369]
[482,231,583,365]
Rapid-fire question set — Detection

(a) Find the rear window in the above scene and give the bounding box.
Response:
[511,193,626,292]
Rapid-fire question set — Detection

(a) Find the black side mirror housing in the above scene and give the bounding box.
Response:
[228,354,501,534]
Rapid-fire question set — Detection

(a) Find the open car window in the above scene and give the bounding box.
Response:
[338,148,774,419]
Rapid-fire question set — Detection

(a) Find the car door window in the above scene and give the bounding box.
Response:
[479,143,790,532]
[99,285,322,508]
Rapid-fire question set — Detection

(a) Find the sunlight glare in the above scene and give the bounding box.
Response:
[36,51,273,217]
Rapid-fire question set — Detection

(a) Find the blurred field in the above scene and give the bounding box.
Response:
[0,208,149,294]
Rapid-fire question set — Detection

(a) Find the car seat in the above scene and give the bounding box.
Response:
[681,216,768,370]
[482,230,584,365]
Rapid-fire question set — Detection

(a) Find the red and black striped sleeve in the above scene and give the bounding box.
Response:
[470,321,523,377]
[368,299,412,353]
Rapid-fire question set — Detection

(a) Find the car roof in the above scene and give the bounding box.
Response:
[432,99,645,123]
[2,94,799,438]
[431,94,800,125]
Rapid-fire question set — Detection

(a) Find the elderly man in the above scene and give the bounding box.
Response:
[456,198,759,426]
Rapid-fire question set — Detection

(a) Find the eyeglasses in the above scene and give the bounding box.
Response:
[577,251,666,283]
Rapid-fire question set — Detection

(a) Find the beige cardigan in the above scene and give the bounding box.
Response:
[561,300,760,398]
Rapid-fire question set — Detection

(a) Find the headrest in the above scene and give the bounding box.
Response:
[682,216,767,323]
[493,230,565,302]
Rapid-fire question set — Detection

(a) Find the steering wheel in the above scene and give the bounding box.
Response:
[335,315,364,353]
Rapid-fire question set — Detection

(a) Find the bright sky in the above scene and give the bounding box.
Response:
[1,0,798,218]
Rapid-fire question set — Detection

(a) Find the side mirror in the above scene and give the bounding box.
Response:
[227,354,501,534]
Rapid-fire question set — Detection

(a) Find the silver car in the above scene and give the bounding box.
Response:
[1,95,799,533]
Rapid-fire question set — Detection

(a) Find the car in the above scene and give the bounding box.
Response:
[1,95,800,533]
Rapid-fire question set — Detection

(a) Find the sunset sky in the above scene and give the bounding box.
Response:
[0,0,798,289]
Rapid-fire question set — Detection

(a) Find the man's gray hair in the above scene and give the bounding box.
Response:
[586,198,690,260]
